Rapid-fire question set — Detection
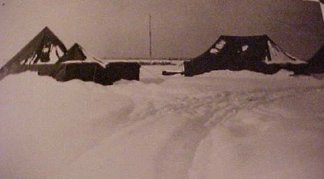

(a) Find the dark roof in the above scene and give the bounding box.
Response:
[184,35,303,76]
[5,26,67,66]
[218,35,270,41]
[192,35,271,62]
[191,34,298,62]
[58,43,87,63]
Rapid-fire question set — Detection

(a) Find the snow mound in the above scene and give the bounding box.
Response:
[1,68,324,179]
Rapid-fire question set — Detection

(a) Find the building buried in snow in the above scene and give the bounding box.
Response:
[0,27,140,85]
[0,26,67,80]
[184,35,306,76]
[53,43,140,85]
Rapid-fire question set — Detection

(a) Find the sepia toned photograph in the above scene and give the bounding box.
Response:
[0,0,323,178]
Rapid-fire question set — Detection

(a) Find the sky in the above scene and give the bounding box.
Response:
[0,0,323,63]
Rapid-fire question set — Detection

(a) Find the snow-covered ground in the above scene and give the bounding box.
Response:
[0,66,323,179]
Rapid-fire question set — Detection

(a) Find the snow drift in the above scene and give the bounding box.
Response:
[0,69,324,179]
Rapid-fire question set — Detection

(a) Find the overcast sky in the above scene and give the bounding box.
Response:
[0,0,323,63]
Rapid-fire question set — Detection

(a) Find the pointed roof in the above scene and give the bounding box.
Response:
[58,43,87,63]
[194,35,268,59]
[195,35,303,64]
[58,43,105,67]
[5,26,67,66]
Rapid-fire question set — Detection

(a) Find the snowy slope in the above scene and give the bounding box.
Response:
[0,68,324,179]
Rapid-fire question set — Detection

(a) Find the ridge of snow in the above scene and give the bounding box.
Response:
[0,67,323,179]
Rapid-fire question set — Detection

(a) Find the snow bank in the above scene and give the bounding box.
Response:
[0,69,324,179]
[0,72,134,178]
[189,90,324,179]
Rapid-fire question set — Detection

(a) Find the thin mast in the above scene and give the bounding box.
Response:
[149,14,152,58]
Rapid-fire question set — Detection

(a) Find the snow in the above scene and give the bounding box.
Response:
[210,48,219,54]
[22,52,37,65]
[215,40,226,50]
[40,44,65,64]
[242,45,249,52]
[0,67,324,179]
[210,40,227,54]
[47,45,65,64]
[266,41,306,65]
[42,47,50,53]
[62,46,106,67]
[22,44,65,65]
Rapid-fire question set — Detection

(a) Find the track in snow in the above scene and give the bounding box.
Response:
[55,84,324,179]
[149,86,324,179]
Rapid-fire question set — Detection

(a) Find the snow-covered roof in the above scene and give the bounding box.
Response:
[59,43,106,67]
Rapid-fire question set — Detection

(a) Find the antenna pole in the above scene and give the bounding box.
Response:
[149,14,152,58]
